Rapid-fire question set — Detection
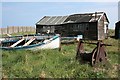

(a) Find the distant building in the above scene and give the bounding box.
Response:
[36,12,109,40]
[115,21,120,39]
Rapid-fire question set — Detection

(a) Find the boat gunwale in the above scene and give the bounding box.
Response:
[1,35,60,50]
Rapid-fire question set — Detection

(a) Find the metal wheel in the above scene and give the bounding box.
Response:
[91,47,97,66]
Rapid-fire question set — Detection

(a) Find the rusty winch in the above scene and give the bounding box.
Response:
[76,40,107,67]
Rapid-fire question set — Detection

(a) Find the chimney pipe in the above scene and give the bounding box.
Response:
[95,12,97,20]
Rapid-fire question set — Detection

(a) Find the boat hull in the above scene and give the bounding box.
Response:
[1,35,60,50]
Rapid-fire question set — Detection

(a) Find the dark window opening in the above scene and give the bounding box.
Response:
[86,27,88,30]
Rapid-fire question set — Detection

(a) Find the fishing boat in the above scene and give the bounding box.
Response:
[0,34,61,50]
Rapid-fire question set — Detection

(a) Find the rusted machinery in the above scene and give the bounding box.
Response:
[76,40,107,67]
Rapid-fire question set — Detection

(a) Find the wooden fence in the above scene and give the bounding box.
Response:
[0,26,36,35]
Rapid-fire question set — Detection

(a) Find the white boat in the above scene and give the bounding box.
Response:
[0,34,61,50]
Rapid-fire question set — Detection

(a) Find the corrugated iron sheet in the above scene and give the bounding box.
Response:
[36,16,68,25]
[36,12,106,26]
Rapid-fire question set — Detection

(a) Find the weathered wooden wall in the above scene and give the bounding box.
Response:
[36,23,98,40]
[98,16,105,40]
[0,26,36,35]
[115,21,120,39]
[88,22,97,40]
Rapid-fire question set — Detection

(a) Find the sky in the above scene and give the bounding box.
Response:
[1,0,119,2]
[1,2,119,29]
[118,1,120,21]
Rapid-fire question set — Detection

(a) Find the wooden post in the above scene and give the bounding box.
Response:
[59,35,61,51]
[18,26,19,33]
[13,26,14,34]
[7,26,9,34]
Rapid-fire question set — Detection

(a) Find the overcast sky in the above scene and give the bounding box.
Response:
[1,1,119,29]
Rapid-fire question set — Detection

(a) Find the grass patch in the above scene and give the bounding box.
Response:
[2,37,119,78]
[1,29,119,78]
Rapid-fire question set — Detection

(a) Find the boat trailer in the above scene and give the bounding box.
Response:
[76,40,107,67]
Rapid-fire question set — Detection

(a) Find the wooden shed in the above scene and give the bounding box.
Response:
[115,21,120,39]
[36,12,109,40]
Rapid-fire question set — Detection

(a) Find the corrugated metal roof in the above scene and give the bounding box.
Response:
[64,14,101,23]
[36,16,68,25]
[36,12,108,25]
[64,15,93,23]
